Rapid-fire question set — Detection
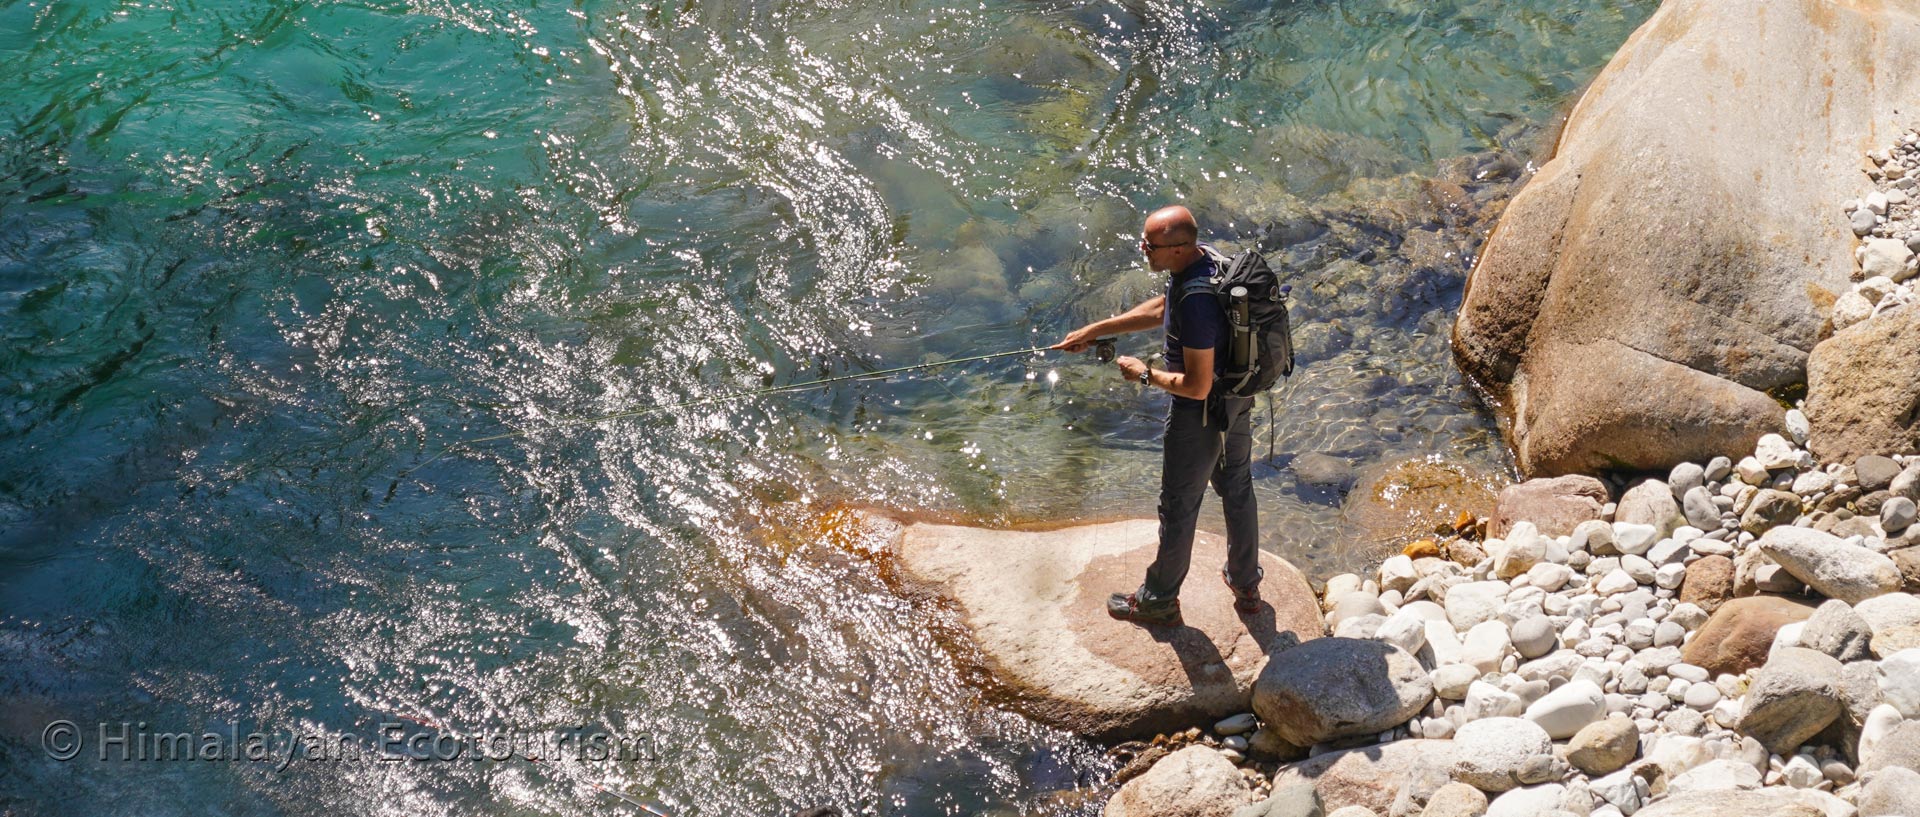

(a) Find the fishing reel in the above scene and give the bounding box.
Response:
[1092,337,1117,363]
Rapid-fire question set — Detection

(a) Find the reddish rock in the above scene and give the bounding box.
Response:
[1489,475,1611,538]
[1678,555,1736,612]
[1682,595,1819,677]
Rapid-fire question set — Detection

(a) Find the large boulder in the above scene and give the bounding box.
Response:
[1103,745,1257,817]
[882,514,1322,739]
[1807,302,1920,461]
[1489,475,1609,538]
[1252,638,1434,746]
[1271,739,1457,814]
[1450,0,1920,476]
[1681,595,1819,676]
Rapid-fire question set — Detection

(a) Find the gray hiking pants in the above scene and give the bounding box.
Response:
[1140,395,1261,601]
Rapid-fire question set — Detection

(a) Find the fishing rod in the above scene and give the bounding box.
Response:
[389,339,1120,491]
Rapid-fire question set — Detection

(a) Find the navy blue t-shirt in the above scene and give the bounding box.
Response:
[1163,250,1225,405]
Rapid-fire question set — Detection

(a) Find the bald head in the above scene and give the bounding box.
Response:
[1144,205,1198,245]
[1140,205,1200,272]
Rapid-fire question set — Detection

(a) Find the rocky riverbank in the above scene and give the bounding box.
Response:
[869,0,1920,812]
[1086,103,1920,817]
[1101,432,1920,817]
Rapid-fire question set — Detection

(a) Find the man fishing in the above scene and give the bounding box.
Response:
[1052,205,1262,627]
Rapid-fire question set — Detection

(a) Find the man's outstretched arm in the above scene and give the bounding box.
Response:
[1051,295,1166,352]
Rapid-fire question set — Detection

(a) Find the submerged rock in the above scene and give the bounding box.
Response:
[883,515,1322,739]
[1343,458,1501,551]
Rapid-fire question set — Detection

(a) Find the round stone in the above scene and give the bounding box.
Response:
[1884,496,1917,532]
[1512,617,1558,659]
[1452,717,1553,792]
[1683,683,1722,710]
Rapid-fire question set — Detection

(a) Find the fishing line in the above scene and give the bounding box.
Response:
[387,343,1101,496]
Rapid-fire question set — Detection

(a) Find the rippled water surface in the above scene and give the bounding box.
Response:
[1,0,1653,813]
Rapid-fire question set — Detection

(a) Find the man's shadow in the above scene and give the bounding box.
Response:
[1143,600,1302,690]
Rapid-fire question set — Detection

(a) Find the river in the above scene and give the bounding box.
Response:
[0,0,1652,813]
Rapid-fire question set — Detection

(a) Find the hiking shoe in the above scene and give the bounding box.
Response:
[1107,592,1182,626]
[1222,569,1262,615]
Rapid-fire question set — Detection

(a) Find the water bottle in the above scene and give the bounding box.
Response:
[1228,286,1252,371]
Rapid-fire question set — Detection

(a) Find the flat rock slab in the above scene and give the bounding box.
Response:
[878,513,1322,739]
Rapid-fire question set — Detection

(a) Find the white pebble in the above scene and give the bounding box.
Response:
[1595,569,1638,596]
[1654,562,1687,589]
[1683,682,1721,710]
[1654,619,1687,647]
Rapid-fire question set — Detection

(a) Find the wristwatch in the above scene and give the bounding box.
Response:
[1138,367,1152,386]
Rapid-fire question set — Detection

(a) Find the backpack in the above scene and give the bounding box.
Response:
[1172,246,1295,398]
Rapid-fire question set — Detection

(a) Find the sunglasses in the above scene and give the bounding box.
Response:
[1139,238,1193,253]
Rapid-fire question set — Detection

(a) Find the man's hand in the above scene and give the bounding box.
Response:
[1051,325,1100,353]
[1052,295,1167,352]
[1115,355,1148,384]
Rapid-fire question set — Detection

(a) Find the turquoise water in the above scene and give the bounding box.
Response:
[0,0,1652,814]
